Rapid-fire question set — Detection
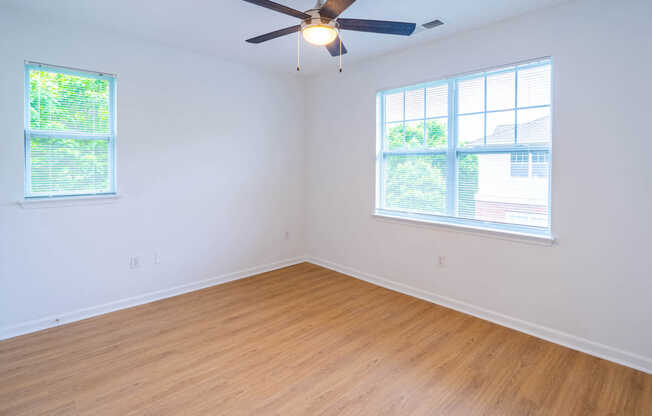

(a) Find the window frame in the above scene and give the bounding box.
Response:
[23,61,117,199]
[375,58,553,239]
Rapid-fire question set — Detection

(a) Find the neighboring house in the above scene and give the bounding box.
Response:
[471,116,550,227]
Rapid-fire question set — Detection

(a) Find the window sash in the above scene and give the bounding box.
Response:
[24,63,117,198]
[377,58,552,236]
[24,133,116,198]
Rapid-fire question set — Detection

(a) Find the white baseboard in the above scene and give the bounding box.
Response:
[4,255,650,375]
[0,257,305,341]
[305,256,652,375]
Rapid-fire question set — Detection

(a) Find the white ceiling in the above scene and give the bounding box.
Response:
[0,0,568,75]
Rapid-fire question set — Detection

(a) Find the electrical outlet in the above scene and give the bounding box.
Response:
[129,256,141,269]
[284,231,290,240]
[438,256,447,267]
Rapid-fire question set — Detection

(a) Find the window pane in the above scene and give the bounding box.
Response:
[405,121,425,149]
[457,153,480,219]
[426,118,447,149]
[457,113,484,147]
[30,137,111,195]
[458,152,549,227]
[384,155,447,215]
[385,122,404,150]
[405,88,425,120]
[457,77,484,114]
[517,64,551,107]
[384,91,404,122]
[486,71,515,111]
[29,70,110,134]
[426,84,448,118]
[517,107,550,144]
[486,110,515,145]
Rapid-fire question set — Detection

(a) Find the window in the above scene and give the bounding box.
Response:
[531,151,549,178]
[24,62,116,198]
[510,151,549,178]
[376,59,552,237]
[510,152,529,177]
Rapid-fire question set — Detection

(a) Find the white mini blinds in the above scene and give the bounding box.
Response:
[376,59,552,237]
[24,63,116,198]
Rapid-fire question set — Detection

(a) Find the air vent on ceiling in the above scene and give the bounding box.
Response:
[422,19,444,29]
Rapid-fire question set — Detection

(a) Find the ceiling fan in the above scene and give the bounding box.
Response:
[242,0,417,60]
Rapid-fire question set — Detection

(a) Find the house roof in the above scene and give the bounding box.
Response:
[466,115,550,146]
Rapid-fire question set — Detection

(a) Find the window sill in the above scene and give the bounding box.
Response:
[372,211,556,246]
[17,194,122,209]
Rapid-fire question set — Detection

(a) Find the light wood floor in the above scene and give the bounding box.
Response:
[1,263,650,415]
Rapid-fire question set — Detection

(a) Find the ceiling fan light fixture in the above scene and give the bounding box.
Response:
[302,24,338,46]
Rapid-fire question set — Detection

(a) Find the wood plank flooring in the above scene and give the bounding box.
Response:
[1,263,650,415]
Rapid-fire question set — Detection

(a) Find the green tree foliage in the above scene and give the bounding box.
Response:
[28,70,111,195]
[458,154,479,217]
[384,118,479,215]
[30,70,110,133]
[387,119,447,150]
[30,138,110,194]
[385,155,447,213]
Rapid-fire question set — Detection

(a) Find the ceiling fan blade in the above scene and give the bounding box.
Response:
[241,0,310,20]
[320,0,356,19]
[325,36,348,56]
[337,18,416,36]
[246,25,301,44]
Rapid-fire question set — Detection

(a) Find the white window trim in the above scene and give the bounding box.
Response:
[371,211,555,246]
[24,61,118,199]
[374,57,553,240]
[17,193,123,209]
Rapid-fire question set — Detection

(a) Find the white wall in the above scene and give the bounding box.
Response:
[0,9,305,335]
[304,0,652,371]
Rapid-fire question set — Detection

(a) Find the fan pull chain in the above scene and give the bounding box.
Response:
[297,30,301,72]
[339,34,343,73]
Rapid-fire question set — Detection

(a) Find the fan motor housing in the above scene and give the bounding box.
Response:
[301,19,339,32]
[301,8,339,30]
